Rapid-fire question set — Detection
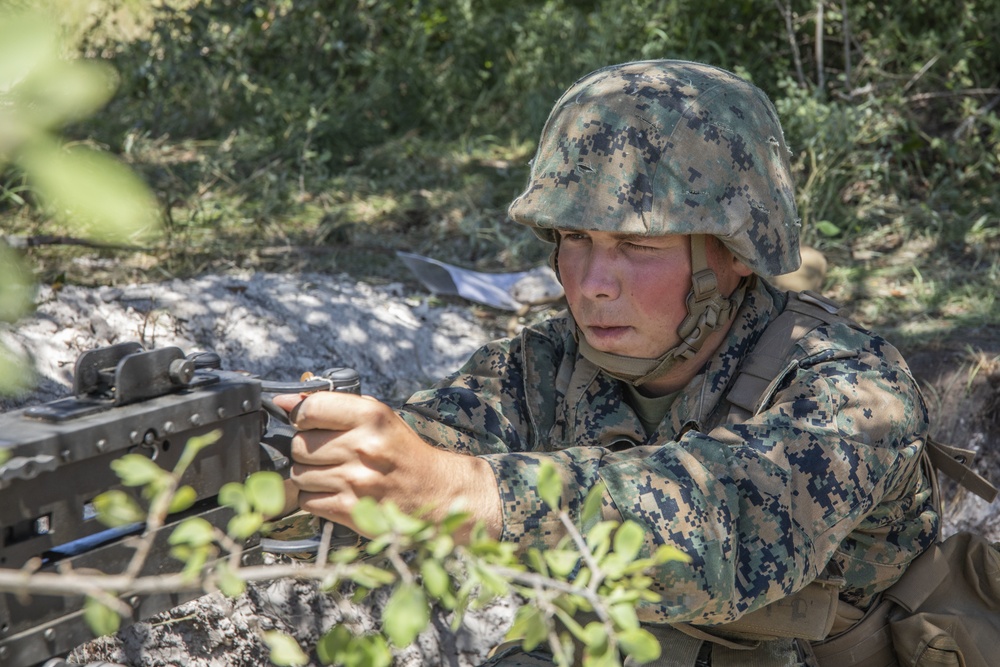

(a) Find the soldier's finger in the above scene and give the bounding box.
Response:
[285,391,375,431]
[272,393,307,420]
[291,430,352,464]
[289,462,350,493]
[297,490,358,528]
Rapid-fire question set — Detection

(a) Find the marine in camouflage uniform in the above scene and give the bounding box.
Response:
[396,61,939,665]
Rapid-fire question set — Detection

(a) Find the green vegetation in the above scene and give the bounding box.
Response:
[2,0,999,341]
[86,439,685,667]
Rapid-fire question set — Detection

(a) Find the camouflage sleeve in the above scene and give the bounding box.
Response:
[398,333,537,455]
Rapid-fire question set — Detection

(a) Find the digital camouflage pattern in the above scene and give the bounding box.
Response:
[508,60,801,278]
[398,279,939,625]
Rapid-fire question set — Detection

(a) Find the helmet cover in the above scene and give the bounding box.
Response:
[508,60,801,277]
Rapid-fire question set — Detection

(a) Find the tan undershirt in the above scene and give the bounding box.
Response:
[622,383,680,437]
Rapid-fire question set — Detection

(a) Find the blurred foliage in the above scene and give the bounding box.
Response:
[1,0,998,334]
[0,2,160,396]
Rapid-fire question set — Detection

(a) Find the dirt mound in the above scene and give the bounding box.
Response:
[901,333,1000,537]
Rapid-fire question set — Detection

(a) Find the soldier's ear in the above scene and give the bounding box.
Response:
[732,255,754,277]
[711,235,754,278]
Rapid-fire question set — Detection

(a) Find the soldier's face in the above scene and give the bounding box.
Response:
[558,231,747,360]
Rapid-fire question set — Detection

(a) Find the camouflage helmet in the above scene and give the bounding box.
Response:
[508,59,801,277]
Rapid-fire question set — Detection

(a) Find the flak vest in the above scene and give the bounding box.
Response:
[633,291,1000,667]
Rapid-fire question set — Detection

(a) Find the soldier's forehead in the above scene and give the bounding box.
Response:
[556,229,687,243]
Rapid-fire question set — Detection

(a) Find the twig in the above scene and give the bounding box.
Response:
[905,87,1000,103]
[953,92,1000,140]
[774,0,807,88]
[123,477,178,581]
[3,234,154,252]
[557,514,604,597]
[815,0,825,95]
[902,54,941,94]
[386,543,416,586]
[486,564,603,607]
[315,519,334,569]
[0,560,363,599]
[841,0,851,90]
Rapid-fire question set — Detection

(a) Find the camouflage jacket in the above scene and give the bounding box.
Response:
[398,279,939,625]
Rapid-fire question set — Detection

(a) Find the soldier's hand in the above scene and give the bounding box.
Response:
[272,392,502,541]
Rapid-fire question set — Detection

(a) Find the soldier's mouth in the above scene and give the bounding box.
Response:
[584,325,632,346]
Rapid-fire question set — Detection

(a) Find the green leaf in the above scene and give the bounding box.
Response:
[262,631,309,667]
[420,558,451,600]
[608,602,639,631]
[173,430,222,479]
[317,626,391,667]
[599,553,628,580]
[815,220,841,238]
[365,534,392,556]
[316,625,351,665]
[617,627,661,664]
[168,517,216,547]
[110,454,167,488]
[581,621,610,655]
[180,545,211,581]
[92,490,145,527]
[83,596,121,637]
[507,605,548,652]
[218,482,250,514]
[581,481,607,527]
[439,510,471,535]
[553,594,583,618]
[0,245,33,322]
[526,548,549,577]
[329,545,360,564]
[352,497,391,536]
[359,635,392,667]
[17,59,117,129]
[245,471,286,517]
[613,520,645,562]
[169,544,192,561]
[0,340,35,396]
[382,501,428,536]
[382,583,429,647]
[0,12,54,92]
[537,459,561,510]
[470,562,512,598]
[216,562,246,598]
[553,606,587,641]
[227,512,264,540]
[572,567,592,589]
[18,141,161,244]
[653,544,692,565]
[585,521,617,559]
[427,534,455,561]
[168,485,198,514]
[349,564,397,589]
[543,549,580,579]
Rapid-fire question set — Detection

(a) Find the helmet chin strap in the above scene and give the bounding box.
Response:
[575,235,747,387]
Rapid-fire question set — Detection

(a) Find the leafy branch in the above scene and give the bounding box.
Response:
[0,436,688,667]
